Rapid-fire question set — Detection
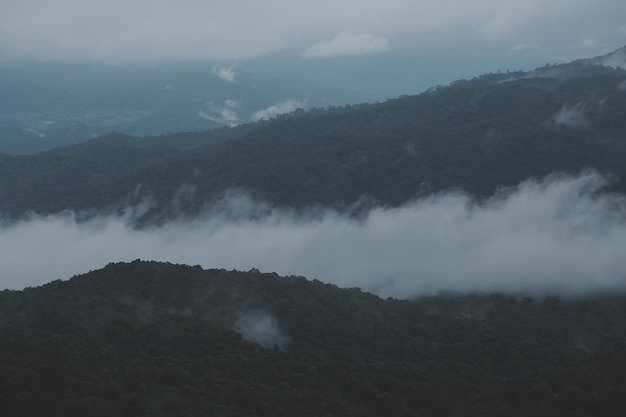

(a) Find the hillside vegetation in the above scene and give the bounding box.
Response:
[1,261,626,416]
[0,62,625,222]
[3,50,626,416]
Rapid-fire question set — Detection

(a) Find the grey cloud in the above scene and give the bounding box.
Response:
[1,172,626,298]
[1,0,625,64]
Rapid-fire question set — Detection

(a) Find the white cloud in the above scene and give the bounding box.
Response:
[301,32,389,58]
[2,172,626,299]
[251,99,306,121]
[213,65,236,83]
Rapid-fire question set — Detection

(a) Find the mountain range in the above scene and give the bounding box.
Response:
[2,46,624,155]
[1,45,626,416]
[0,46,625,222]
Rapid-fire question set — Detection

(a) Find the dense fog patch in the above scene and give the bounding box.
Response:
[1,172,626,298]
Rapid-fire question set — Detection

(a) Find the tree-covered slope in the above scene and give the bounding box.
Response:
[1,64,626,221]
[1,261,626,416]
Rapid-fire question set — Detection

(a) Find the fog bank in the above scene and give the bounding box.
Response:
[1,172,625,298]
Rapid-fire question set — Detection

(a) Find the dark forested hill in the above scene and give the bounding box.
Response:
[1,260,626,416]
[1,62,625,222]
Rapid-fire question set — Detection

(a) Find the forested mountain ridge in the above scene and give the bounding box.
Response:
[1,260,626,416]
[1,55,625,222]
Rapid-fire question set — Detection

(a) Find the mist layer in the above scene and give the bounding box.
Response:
[2,172,625,298]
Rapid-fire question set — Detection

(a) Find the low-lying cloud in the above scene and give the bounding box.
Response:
[234,309,289,349]
[1,172,626,298]
[251,99,306,121]
[198,99,239,126]
[549,101,589,129]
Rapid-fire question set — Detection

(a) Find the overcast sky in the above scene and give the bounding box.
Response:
[1,1,625,93]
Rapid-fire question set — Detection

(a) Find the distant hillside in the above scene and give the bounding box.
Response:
[1,260,626,416]
[0,53,625,221]
[0,62,380,154]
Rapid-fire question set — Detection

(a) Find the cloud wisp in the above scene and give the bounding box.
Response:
[549,101,589,128]
[197,99,239,126]
[251,98,306,121]
[301,32,389,58]
[234,309,290,350]
[1,172,625,298]
[212,65,237,83]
